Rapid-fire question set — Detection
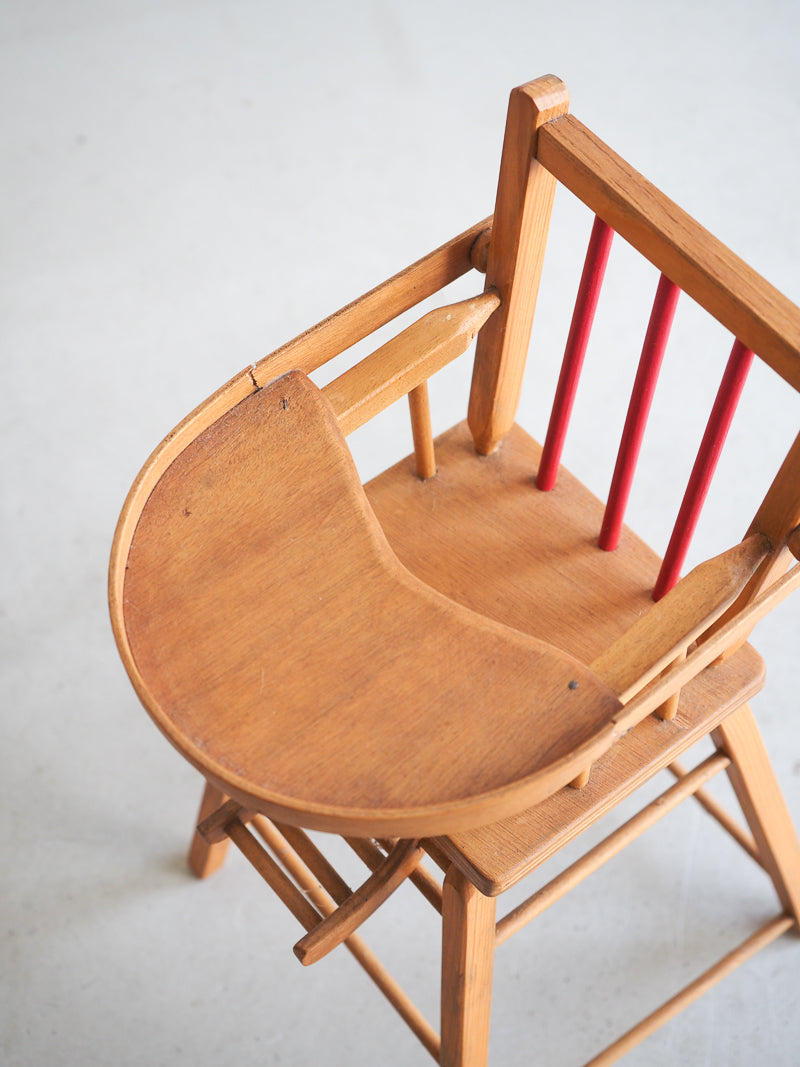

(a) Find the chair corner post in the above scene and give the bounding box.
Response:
[468,75,570,455]
[440,866,497,1067]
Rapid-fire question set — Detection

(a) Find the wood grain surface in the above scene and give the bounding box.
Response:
[122,372,623,836]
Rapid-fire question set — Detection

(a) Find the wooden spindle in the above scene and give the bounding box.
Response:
[537,215,614,490]
[269,819,353,904]
[655,648,686,720]
[599,273,680,551]
[570,765,592,789]
[654,339,755,599]
[408,382,437,479]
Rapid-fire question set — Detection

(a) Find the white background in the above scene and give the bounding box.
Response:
[3,2,799,1064]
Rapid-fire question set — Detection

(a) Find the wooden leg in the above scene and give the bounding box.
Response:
[187,781,231,878]
[440,865,496,1067]
[713,703,800,922]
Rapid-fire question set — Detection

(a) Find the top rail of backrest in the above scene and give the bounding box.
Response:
[536,114,800,393]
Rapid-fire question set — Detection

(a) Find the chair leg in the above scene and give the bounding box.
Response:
[713,703,800,922]
[187,781,230,878]
[440,865,496,1067]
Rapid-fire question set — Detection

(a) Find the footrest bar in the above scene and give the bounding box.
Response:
[496,752,729,945]
[667,759,762,865]
[582,913,793,1066]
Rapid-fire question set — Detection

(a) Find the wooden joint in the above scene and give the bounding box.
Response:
[325,290,500,436]
[293,839,423,966]
[513,74,571,151]
[349,837,444,914]
[613,560,800,736]
[569,765,592,789]
[469,226,492,273]
[196,799,254,844]
[787,524,800,562]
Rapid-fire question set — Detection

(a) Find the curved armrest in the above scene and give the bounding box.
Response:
[590,533,771,702]
[612,559,800,736]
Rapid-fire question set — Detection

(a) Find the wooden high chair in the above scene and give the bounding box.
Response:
[110,75,800,1065]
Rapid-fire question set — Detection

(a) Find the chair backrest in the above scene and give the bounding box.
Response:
[523,94,800,614]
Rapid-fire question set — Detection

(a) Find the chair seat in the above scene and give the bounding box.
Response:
[365,420,766,893]
[122,373,624,839]
[366,420,668,661]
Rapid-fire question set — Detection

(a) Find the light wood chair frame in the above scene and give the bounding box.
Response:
[110,75,800,1065]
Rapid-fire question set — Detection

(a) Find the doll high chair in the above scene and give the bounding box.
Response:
[110,76,800,1065]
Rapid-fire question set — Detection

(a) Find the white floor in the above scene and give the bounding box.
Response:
[3,2,800,1064]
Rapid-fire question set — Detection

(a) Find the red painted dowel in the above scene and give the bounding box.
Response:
[599,273,680,551]
[537,216,614,491]
[654,339,755,599]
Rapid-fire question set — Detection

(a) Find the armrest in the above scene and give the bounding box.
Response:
[590,533,771,702]
[612,559,800,736]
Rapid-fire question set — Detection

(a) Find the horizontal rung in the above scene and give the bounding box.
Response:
[537,115,800,392]
[269,818,353,905]
[583,913,794,1066]
[667,760,762,865]
[196,798,252,844]
[496,752,729,945]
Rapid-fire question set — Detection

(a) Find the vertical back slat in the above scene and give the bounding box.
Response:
[537,215,614,490]
[654,339,754,599]
[599,274,680,552]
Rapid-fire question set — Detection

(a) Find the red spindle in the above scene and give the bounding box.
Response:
[653,339,755,599]
[537,216,614,491]
[599,274,680,551]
